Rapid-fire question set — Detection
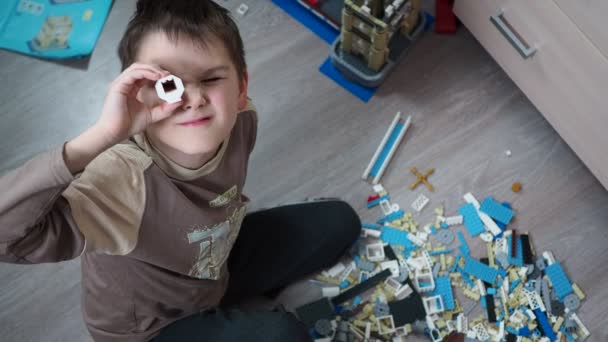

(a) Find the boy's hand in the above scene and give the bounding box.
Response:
[96,63,182,145]
[64,64,181,174]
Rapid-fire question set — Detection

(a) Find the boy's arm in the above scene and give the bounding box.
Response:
[0,63,181,263]
[0,146,84,263]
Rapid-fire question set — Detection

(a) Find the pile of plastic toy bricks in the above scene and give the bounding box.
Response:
[295,184,590,342]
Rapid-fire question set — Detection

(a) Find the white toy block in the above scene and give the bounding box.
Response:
[362,228,381,238]
[326,262,346,277]
[406,232,424,247]
[373,184,386,194]
[236,3,249,16]
[155,75,184,104]
[376,315,396,335]
[381,260,400,277]
[395,284,413,300]
[411,193,430,212]
[366,243,386,262]
[463,192,502,235]
[322,286,340,298]
[385,277,402,293]
[423,295,445,314]
[445,215,463,226]
[542,251,556,265]
[380,199,393,215]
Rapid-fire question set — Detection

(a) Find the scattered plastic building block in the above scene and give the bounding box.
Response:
[155,75,184,104]
[457,231,470,255]
[545,263,574,301]
[507,235,524,267]
[458,203,485,237]
[332,269,392,305]
[380,226,416,249]
[462,257,499,285]
[534,308,557,341]
[429,276,455,310]
[410,167,434,192]
[362,112,411,184]
[377,209,404,224]
[367,195,390,208]
[362,222,381,230]
[480,197,514,225]
[411,193,430,212]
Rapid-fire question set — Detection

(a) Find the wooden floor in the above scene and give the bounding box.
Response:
[1,1,607,341]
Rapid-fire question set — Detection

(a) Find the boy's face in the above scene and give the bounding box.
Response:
[135,31,247,161]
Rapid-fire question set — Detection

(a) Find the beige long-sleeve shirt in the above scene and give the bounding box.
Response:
[0,104,257,341]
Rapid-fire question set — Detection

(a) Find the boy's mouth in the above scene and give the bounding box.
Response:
[177,116,213,126]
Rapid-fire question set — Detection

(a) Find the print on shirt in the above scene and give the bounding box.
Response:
[186,204,247,279]
[209,185,238,208]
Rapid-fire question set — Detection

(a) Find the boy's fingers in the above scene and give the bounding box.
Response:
[114,69,160,93]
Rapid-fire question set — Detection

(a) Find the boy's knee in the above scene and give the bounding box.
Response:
[324,200,361,245]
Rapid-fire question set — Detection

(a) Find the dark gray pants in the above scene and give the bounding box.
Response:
[153,200,361,342]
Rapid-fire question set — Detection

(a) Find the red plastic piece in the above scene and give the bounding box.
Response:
[435,0,457,34]
[368,194,380,202]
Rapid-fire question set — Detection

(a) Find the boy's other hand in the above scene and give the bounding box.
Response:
[96,63,182,145]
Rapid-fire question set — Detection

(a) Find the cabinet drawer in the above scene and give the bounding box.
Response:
[553,0,608,61]
[454,0,608,189]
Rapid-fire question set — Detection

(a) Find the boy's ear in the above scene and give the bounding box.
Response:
[238,71,249,110]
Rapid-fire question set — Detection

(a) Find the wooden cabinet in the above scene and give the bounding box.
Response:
[454,0,608,189]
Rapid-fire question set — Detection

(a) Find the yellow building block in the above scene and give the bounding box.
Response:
[487,243,495,267]
[463,288,480,301]
[572,283,586,300]
[553,316,564,333]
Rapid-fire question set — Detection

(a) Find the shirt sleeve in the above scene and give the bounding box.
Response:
[0,145,85,263]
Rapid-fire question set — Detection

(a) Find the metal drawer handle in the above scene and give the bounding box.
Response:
[490,10,536,59]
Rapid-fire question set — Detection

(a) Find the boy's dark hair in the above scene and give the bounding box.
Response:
[118,0,246,79]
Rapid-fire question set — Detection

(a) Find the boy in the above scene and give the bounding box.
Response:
[0,1,360,341]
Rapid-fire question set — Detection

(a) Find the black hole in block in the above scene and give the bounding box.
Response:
[162,79,177,92]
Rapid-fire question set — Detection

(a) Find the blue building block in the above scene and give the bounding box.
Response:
[440,222,448,229]
[459,203,485,237]
[487,288,496,295]
[353,296,362,306]
[451,255,462,273]
[462,257,499,284]
[480,295,487,308]
[380,226,416,249]
[457,231,470,255]
[545,263,573,301]
[457,267,476,288]
[362,222,382,230]
[377,210,404,224]
[429,277,455,310]
[367,195,390,208]
[519,326,531,337]
[534,309,557,341]
[560,327,576,342]
[480,197,514,225]
[340,280,350,289]
[507,235,524,267]
[509,279,522,293]
[430,226,438,235]
[506,326,518,336]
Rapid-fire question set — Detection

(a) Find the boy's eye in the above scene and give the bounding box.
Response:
[202,77,223,83]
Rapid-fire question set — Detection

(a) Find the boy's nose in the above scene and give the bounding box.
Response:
[181,84,208,110]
